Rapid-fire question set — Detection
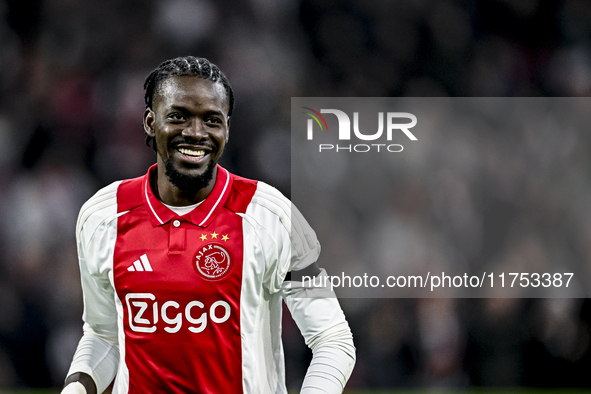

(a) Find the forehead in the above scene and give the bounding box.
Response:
[154,76,228,114]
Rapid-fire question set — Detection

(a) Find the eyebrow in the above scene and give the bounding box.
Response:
[168,104,190,113]
[168,104,225,117]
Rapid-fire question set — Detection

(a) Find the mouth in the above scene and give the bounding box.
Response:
[178,147,206,158]
[173,143,216,165]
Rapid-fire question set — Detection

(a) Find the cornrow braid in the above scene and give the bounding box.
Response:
[143,56,235,150]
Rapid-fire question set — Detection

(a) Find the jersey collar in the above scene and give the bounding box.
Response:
[142,164,233,228]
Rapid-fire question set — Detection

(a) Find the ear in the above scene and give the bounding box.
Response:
[225,117,230,143]
[143,108,156,137]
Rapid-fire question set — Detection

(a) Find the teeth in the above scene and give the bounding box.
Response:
[178,148,205,157]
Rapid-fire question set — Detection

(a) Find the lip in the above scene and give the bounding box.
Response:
[174,145,214,164]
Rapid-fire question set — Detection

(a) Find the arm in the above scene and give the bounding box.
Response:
[63,187,121,394]
[282,265,356,394]
[62,325,119,394]
[248,183,355,391]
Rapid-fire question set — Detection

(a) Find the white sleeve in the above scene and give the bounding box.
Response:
[245,183,321,294]
[67,184,121,393]
[248,183,355,390]
[66,326,119,393]
[282,271,356,393]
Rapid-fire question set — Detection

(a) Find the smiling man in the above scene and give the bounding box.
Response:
[147,75,228,205]
[61,56,355,394]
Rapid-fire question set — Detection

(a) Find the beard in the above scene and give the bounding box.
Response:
[164,158,216,201]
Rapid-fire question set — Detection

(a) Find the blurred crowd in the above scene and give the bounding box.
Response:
[0,0,590,391]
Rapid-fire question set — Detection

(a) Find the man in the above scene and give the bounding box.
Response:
[61,56,355,394]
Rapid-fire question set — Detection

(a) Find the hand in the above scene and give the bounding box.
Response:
[61,382,87,394]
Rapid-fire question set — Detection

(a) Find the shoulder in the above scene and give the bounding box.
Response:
[224,172,290,218]
[251,181,291,214]
[249,181,320,270]
[232,175,318,253]
[226,174,291,229]
[230,175,321,274]
[76,181,122,245]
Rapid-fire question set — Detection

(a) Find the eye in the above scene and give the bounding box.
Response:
[167,113,186,122]
[206,117,222,126]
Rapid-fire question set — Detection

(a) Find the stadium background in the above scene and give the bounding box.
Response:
[0,0,591,392]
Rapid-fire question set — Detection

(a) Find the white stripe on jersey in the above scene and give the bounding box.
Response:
[199,166,230,226]
[139,254,152,271]
[144,180,163,224]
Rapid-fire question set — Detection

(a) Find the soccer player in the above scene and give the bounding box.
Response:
[61,56,355,394]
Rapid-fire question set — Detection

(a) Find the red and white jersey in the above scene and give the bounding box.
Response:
[73,164,322,393]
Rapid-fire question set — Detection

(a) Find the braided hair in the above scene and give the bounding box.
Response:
[143,56,235,150]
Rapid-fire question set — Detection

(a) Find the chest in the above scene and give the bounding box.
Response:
[112,208,245,334]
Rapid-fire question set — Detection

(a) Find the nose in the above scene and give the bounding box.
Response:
[182,119,207,139]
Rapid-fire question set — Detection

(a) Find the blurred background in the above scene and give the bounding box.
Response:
[0,0,590,391]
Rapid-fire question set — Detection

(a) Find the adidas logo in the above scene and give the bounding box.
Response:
[127,254,153,272]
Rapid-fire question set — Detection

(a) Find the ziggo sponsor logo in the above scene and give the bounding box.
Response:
[302,107,417,152]
[125,293,231,334]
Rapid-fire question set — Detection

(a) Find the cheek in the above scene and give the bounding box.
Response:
[215,135,228,154]
[154,126,174,144]
[216,129,229,144]
[153,129,171,155]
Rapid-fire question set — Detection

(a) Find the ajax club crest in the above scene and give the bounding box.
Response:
[195,243,232,280]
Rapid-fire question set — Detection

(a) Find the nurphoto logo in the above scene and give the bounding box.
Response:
[302,107,418,153]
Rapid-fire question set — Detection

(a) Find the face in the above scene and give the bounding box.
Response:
[144,76,230,201]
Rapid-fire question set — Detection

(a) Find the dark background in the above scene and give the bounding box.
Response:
[0,0,590,390]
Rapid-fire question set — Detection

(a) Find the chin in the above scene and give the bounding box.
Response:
[164,157,216,197]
